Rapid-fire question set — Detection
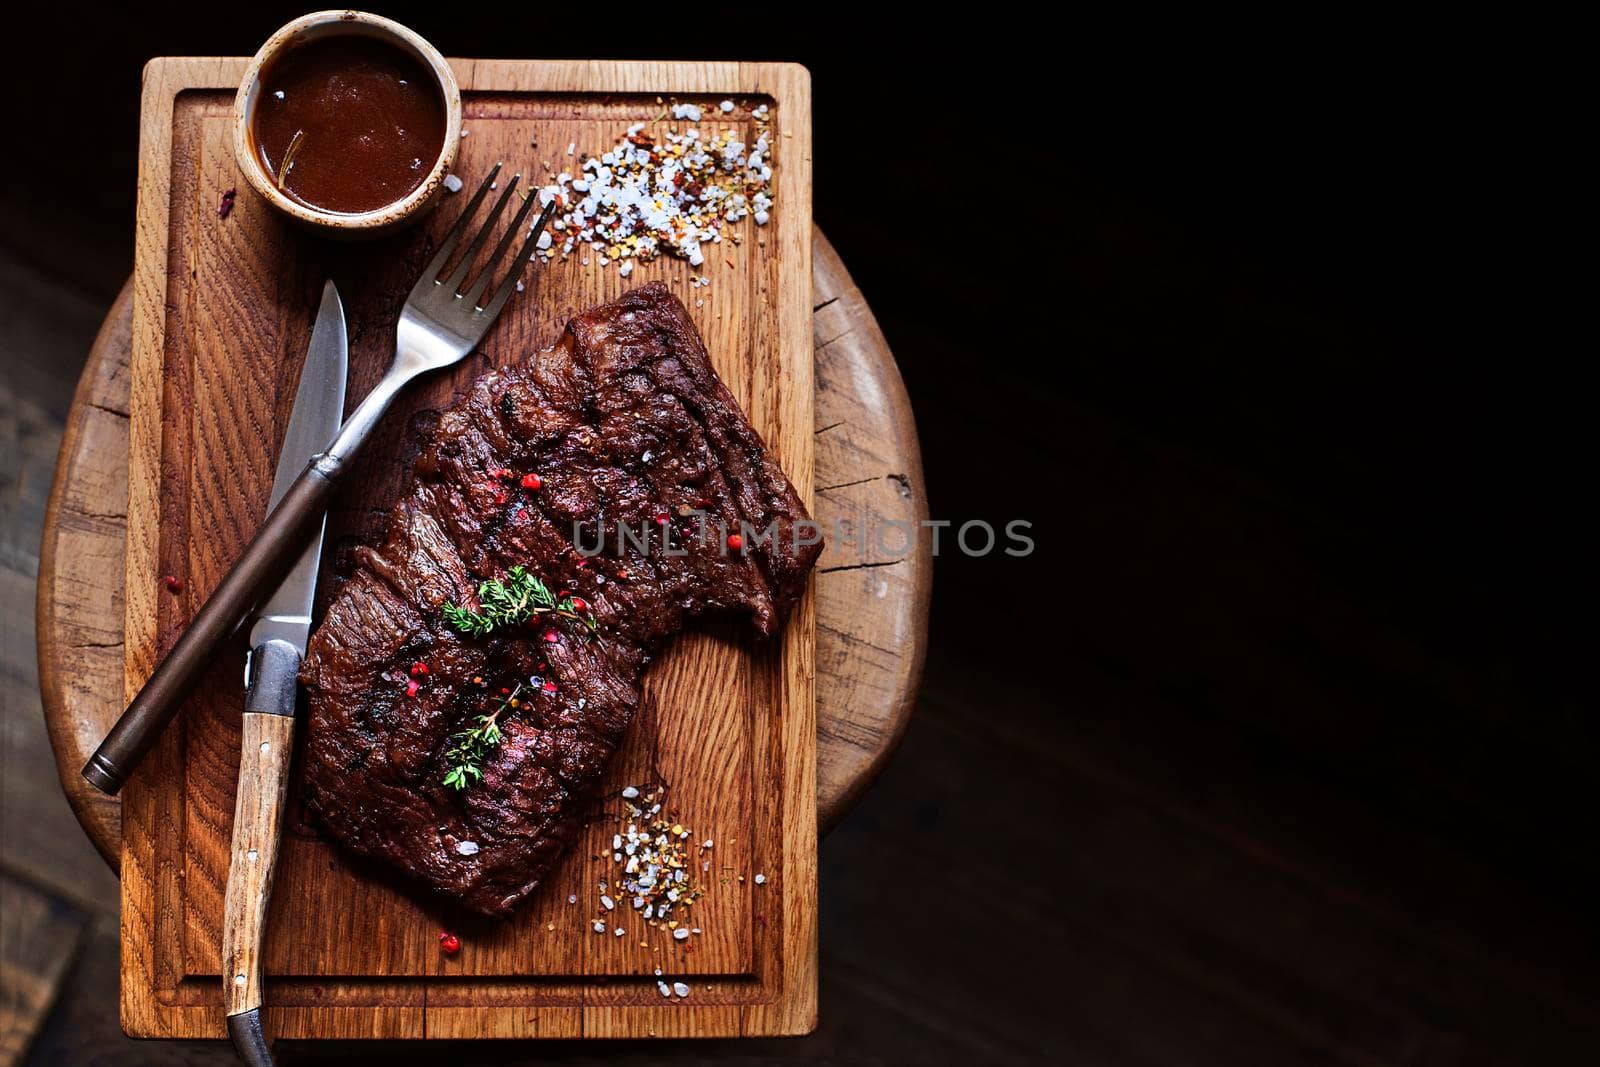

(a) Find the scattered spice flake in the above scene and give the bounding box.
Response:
[524,102,774,271]
[596,786,710,946]
[217,188,236,219]
[439,932,461,954]
[162,574,184,594]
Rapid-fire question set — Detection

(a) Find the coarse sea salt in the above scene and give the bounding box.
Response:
[518,103,774,273]
[443,174,463,193]
[455,840,479,856]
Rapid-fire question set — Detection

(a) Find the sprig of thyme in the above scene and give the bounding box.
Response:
[443,565,597,636]
[443,684,521,790]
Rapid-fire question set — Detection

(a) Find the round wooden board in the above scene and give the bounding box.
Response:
[37,228,930,870]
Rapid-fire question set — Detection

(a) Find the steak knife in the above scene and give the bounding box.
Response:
[220,280,347,1067]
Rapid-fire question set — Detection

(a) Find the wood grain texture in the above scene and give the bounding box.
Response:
[38,234,925,864]
[220,713,295,1018]
[809,249,932,822]
[109,56,835,1041]
[34,280,132,873]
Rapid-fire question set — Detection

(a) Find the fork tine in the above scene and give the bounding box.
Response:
[444,174,521,295]
[480,199,558,321]
[463,185,543,309]
[416,163,502,291]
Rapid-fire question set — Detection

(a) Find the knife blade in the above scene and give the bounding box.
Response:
[81,281,352,795]
[220,280,346,1067]
[247,280,348,659]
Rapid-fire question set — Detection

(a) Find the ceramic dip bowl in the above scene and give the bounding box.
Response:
[233,10,461,239]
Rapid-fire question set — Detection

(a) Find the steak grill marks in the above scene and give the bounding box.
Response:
[299,284,821,916]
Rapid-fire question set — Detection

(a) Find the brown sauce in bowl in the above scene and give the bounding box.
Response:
[252,35,447,215]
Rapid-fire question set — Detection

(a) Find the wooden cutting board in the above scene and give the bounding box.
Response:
[121,57,814,1040]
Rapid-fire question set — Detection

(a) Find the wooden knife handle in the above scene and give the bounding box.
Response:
[221,640,300,1066]
[81,457,338,796]
[222,712,294,1011]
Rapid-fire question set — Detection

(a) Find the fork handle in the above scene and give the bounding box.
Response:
[81,455,342,796]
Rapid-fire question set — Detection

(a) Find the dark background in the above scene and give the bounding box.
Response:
[2,5,1593,1064]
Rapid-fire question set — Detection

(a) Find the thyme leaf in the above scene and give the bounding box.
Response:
[443,565,597,636]
[442,684,520,791]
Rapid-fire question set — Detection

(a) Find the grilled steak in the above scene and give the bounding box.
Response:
[299,283,821,917]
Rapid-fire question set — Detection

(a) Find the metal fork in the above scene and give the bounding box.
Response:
[328,163,556,470]
[82,165,556,795]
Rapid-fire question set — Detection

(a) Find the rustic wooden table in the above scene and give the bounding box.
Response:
[36,228,931,869]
